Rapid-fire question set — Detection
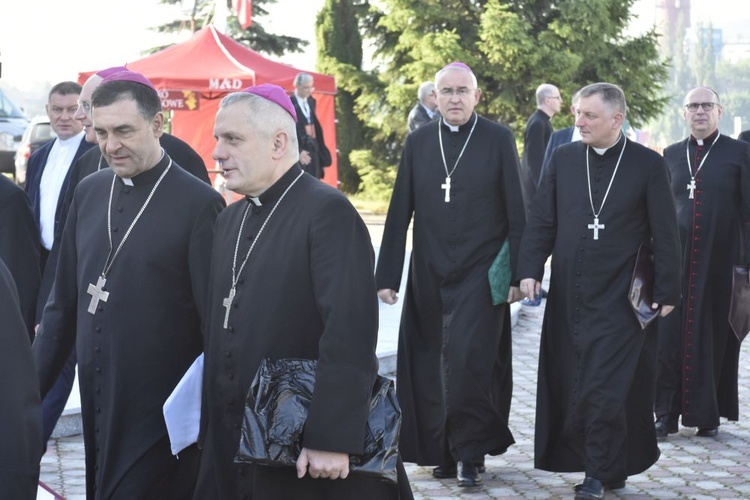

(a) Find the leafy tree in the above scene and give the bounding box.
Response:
[341,0,669,201]
[317,0,367,193]
[153,0,306,57]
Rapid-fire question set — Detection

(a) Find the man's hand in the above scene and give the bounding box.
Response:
[296,448,350,480]
[378,288,398,305]
[300,150,312,165]
[520,278,541,301]
[506,286,523,304]
[654,304,674,317]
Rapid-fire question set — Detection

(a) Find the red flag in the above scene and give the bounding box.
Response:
[235,0,252,30]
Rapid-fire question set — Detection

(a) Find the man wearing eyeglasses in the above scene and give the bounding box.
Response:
[520,84,562,218]
[655,87,750,440]
[376,61,526,488]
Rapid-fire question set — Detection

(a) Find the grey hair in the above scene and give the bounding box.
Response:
[219,92,298,150]
[434,65,478,89]
[294,73,314,88]
[417,82,435,103]
[579,82,627,117]
[535,84,558,106]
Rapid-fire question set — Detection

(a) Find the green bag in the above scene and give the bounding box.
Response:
[488,239,511,306]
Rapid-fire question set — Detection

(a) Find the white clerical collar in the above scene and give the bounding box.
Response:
[119,148,166,185]
[442,119,460,132]
[248,196,262,206]
[592,134,623,155]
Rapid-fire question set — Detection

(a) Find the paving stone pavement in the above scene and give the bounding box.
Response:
[39,215,750,498]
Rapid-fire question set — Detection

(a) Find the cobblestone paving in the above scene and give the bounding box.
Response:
[41,299,750,499]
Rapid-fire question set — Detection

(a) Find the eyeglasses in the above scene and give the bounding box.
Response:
[549,96,563,101]
[77,100,92,114]
[684,102,718,112]
[439,87,475,97]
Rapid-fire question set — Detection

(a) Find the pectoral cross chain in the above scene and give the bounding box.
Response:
[222,287,236,329]
[687,178,696,199]
[87,276,110,315]
[441,176,451,202]
[588,217,605,240]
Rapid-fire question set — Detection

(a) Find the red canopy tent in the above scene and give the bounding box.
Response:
[78,25,338,188]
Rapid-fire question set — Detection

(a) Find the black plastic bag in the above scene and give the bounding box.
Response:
[234,358,401,484]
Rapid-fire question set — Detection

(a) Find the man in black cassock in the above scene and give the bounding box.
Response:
[376,62,526,488]
[32,71,224,499]
[194,85,412,499]
[520,83,562,218]
[291,72,331,179]
[0,257,42,500]
[517,82,682,500]
[32,68,214,451]
[0,175,40,339]
[655,87,750,439]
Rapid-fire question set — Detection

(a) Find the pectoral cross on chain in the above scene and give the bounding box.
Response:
[687,178,696,199]
[588,217,605,240]
[222,287,236,329]
[441,176,451,202]
[87,275,109,315]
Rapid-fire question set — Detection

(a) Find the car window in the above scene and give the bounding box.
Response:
[30,122,55,143]
[0,90,26,119]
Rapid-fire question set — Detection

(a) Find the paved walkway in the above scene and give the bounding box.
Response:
[39,215,750,499]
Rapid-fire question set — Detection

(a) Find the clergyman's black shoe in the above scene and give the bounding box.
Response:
[457,461,482,487]
[574,478,626,491]
[655,414,678,439]
[696,426,718,437]
[432,463,457,479]
[574,477,604,499]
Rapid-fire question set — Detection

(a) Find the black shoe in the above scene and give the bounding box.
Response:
[432,463,457,479]
[696,426,718,437]
[574,477,604,499]
[457,461,482,487]
[574,479,626,491]
[655,415,678,439]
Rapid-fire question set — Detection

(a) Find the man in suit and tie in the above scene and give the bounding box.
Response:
[407,81,440,133]
[291,73,331,179]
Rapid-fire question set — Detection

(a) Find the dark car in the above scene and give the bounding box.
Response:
[15,116,55,186]
[0,88,29,180]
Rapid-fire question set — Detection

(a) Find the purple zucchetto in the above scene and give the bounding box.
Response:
[442,61,473,73]
[101,69,157,92]
[95,66,128,79]
[242,83,297,121]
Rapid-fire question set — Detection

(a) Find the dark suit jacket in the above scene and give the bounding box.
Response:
[738,130,750,143]
[407,102,438,132]
[24,135,95,246]
[291,95,330,179]
[520,109,552,214]
[539,126,575,187]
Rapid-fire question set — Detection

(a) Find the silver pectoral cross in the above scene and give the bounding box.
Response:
[87,275,110,315]
[441,176,451,202]
[687,178,696,199]
[588,217,605,240]
[222,286,236,329]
